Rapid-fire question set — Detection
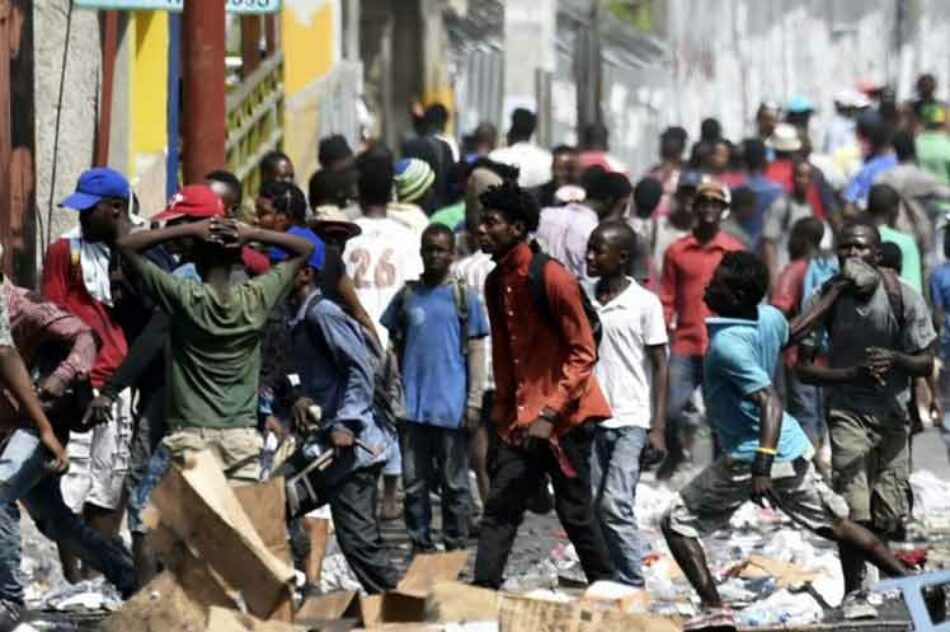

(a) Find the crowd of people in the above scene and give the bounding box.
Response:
[0,73,947,630]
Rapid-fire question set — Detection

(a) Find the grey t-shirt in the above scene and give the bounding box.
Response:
[805,277,936,419]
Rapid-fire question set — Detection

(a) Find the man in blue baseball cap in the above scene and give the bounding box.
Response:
[42,166,160,585]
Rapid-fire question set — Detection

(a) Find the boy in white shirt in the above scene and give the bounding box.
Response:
[585,221,669,587]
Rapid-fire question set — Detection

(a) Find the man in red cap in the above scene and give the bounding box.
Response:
[658,180,744,479]
[86,184,226,583]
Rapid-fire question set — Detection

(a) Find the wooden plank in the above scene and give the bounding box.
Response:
[150,450,295,620]
[205,606,300,631]
[396,551,470,598]
[428,582,502,623]
[100,571,208,632]
[497,595,681,632]
[297,590,360,622]
[234,478,293,566]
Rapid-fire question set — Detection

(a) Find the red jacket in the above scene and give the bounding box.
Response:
[41,239,127,388]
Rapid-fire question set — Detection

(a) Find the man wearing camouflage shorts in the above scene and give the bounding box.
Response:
[798,218,936,618]
[662,252,909,629]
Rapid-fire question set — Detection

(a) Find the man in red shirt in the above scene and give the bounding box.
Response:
[658,181,744,479]
[472,182,614,589]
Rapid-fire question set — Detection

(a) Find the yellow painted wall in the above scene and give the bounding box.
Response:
[282,2,335,98]
[130,11,168,162]
[281,1,338,186]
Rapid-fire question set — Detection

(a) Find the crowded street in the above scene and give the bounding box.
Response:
[2,1,950,631]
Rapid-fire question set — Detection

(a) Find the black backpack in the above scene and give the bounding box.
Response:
[527,246,603,352]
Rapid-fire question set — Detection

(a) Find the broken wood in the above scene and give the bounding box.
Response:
[150,450,296,620]
[100,571,208,632]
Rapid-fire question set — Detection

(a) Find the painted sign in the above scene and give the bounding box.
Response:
[74,0,281,14]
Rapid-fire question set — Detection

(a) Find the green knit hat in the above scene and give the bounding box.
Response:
[393,158,435,204]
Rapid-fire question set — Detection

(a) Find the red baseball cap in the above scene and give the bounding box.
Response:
[152,185,225,222]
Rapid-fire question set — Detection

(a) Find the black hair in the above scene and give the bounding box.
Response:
[582,122,609,150]
[595,220,638,255]
[788,217,825,260]
[839,216,882,246]
[856,111,893,151]
[421,222,456,248]
[716,251,770,307]
[472,122,498,147]
[308,168,354,208]
[731,186,757,210]
[468,156,520,183]
[633,177,664,217]
[688,141,712,170]
[660,126,688,160]
[425,103,450,132]
[700,117,722,143]
[892,129,916,163]
[259,180,308,224]
[867,183,900,219]
[509,108,537,141]
[355,151,394,206]
[552,144,578,156]
[585,169,631,204]
[478,182,541,233]
[742,138,768,171]
[205,170,243,206]
[879,242,903,273]
[318,134,354,169]
[918,73,937,96]
[260,151,292,180]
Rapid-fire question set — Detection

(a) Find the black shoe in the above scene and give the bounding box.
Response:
[655,451,685,481]
[525,477,554,515]
[0,600,23,632]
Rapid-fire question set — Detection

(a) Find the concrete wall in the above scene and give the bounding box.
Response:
[33,1,101,270]
[661,0,950,155]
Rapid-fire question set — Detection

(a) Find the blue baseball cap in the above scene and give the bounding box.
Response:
[59,167,131,211]
[269,225,326,271]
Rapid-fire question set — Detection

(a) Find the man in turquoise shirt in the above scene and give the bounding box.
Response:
[868,184,923,292]
[660,251,909,628]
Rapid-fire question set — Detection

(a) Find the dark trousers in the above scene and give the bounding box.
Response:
[473,423,614,589]
[402,423,470,551]
[327,464,399,594]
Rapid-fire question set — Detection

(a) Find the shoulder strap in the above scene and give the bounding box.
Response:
[452,278,469,357]
[528,251,552,322]
[879,268,906,330]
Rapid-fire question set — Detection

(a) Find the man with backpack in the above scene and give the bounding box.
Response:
[472,182,614,589]
[381,224,488,555]
[797,218,936,619]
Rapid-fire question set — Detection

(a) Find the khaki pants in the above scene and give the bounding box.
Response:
[828,408,910,536]
[162,427,263,485]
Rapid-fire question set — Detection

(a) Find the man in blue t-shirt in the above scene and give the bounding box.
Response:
[381,224,488,553]
[660,252,909,628]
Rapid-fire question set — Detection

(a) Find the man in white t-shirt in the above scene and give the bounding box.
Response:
[345,154,424,351]
[585,221,669,587]
[344,152,423,519]
[489,109,552,189]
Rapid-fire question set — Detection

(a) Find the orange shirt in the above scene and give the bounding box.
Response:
[484,242,610,440]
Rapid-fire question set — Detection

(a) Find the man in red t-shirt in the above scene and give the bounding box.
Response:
[41,167,135,578]
[770,217,826,446]
[658,181,744,479]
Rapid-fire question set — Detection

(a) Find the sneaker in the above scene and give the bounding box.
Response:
[841,591,879,620]
[0,600,23,632]
[683,606,737,631]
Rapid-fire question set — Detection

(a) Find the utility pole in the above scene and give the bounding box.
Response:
[182,1,226,183]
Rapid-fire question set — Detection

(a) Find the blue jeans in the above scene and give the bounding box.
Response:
[591,426,647,586]
[0,429,135,603]
[666,354,704,460]
[786,371,824,445]
[401,423,470,550]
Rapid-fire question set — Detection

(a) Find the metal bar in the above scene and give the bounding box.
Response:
[95,11,118,167]
[182,0,226,183]
[166,12,181,198]
[241,15,261,78]
[226,52,283,114]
